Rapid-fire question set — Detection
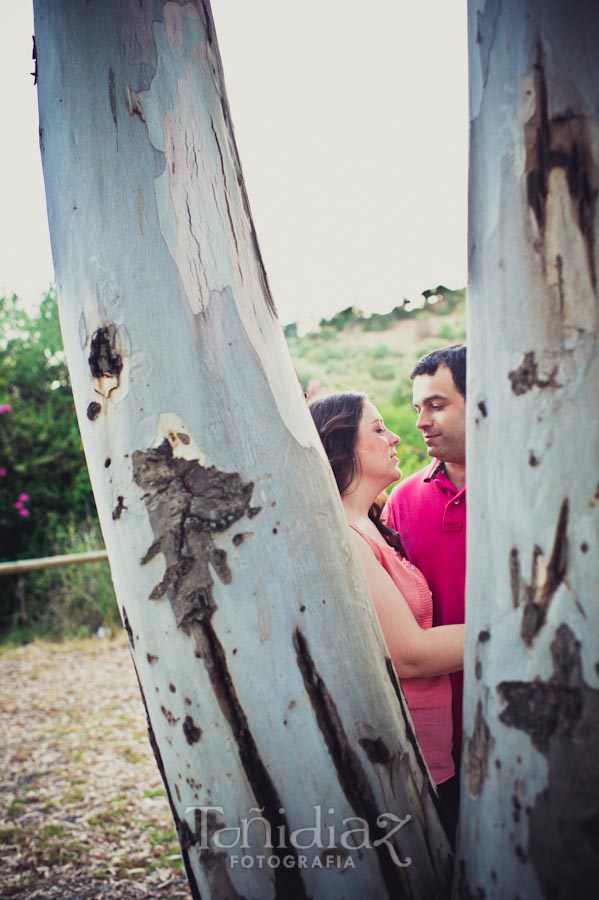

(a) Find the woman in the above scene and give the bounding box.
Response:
[310,392,464,830]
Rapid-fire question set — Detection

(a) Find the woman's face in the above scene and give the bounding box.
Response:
[352,400,401,491]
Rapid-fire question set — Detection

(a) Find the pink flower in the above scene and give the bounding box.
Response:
[0,404,13,414]
[18,493,30,502]
[0,468,6,477]
[18,508,30,518]
[14,501,23,509]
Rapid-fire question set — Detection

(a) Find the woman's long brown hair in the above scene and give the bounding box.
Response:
[309,392,405,555]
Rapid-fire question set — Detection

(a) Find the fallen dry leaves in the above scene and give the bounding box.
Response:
[0,634,191,899]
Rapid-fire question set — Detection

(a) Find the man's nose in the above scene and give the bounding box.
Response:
[416,408,432,430]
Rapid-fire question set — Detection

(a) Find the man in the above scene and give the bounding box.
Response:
[383,345,466,765]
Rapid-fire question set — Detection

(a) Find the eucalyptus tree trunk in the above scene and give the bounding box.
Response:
[33,2,452,897]
[459,1,599,897]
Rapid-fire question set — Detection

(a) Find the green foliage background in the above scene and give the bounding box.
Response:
[0,287,465,643]
[0,290,115,640]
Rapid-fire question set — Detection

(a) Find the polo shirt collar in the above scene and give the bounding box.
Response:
[423,459,466,498]
[423,460,446,483]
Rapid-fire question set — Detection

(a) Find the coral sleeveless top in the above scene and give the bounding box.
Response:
[349,524,454,784]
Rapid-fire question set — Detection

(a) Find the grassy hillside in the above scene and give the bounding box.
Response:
[287,286,466,478]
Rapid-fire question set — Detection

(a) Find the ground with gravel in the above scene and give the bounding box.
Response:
[0,634,190,900]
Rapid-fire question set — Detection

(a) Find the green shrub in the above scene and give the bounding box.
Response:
[310,344,344,364]
[391,379,413,407]
[369,363,395,381]
[372,345,391,359]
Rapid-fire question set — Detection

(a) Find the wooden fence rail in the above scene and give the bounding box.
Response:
[0,550,109,577]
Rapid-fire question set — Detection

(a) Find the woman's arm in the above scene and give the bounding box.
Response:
[350,530,464,678]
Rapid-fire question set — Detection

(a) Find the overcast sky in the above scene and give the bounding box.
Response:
[0,2,468,329]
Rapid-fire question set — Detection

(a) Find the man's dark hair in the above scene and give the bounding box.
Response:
[410,344,467,397]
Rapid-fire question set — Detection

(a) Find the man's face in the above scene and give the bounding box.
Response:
[412,364,466,465]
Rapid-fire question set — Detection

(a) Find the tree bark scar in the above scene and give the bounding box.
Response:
[190,618,308,897]
[183,715,202,744]
[510,548,522,608]
[538,498,569,606]
[125,83,147,123]
[359,736,393,764]
[466,700,494,798]
[524,41,598,292]
[382,655,451,859]
[294,629,413,897]
[132,439,308,897]
[121,606,135,649]
[31,35,37,85]
[384,658,435,796]
[508,350,559,395]
[87,401,102,421]
[499,626,599,894]
[133,660,205,900]
[108,66,117,128]
[188,810,245,900]
[511,499,569,645]
[112,495,127,520]
[498,625,586,754]
[525,43,551,232]
[89,325,124,399]
[474,632,490,682]
[556,254,565,315]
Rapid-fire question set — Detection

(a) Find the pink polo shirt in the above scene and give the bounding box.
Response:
[383,460,466,760]
[349,524,454,785]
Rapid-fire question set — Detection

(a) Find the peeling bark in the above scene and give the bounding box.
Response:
[462,1,599,897]
[466,701,494,797]
[524,42,598,292]
[34,2,453,896]
[132,439,312,893]
[508,351,560,396]
[503,627,599,894]
[509,500,569,646]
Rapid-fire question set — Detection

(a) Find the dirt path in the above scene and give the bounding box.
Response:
[0,635,190,899]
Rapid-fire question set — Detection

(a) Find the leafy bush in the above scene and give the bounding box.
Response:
[372,345,392,359]
[0,290,95,560]
[0,290,109,637]
[369,363,396,381]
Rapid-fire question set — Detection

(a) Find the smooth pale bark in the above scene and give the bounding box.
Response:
[34,2,452,897]
[459,2,599,897]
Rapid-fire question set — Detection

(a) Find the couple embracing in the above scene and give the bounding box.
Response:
[310,345,466,841]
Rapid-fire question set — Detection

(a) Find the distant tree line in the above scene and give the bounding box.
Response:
[284,285,465,338]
